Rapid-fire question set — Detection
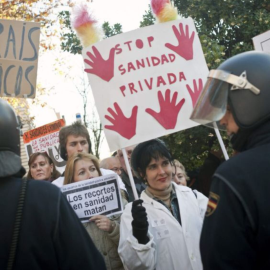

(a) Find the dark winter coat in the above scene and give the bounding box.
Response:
[200,121,270,270]
[0,176,106,270]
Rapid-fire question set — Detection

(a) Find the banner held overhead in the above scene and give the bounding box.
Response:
[83,18,209,151]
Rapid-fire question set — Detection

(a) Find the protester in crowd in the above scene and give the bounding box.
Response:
[172,159,189,186]
[26,152,61,181]
[191,51,270,269]
[117,145,146,202]
[0,99,106,270]
[100,156,122,176]
[118,139,208,270]
[64,152,127,270]
[52,122,127,193]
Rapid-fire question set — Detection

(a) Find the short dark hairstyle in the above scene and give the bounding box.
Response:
[59,122,92,160]
[131,139,173,178]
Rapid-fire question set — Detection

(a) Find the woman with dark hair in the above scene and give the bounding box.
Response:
[27,152,61,181]
[118,139,208,270]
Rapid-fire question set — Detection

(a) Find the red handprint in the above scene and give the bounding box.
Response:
[186,78,203,107]
[104,102,138,140]
[146,89,185,130]
[84,46,116,82]
[165,23,195,60]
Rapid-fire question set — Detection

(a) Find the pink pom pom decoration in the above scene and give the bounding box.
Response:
[71,3,97,29]
[151,0,170,16]
[151,0,178,23]
[71,3,102,48]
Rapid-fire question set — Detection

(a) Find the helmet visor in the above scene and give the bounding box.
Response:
[190,70,231,127]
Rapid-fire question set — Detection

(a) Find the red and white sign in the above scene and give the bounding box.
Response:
[83,18,208,151]
[23,119,66,173]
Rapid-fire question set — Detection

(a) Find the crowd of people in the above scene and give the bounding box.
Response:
[1,51,270,269]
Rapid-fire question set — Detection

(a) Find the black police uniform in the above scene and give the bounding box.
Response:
[0,174,106,270]
[200,121,270,269]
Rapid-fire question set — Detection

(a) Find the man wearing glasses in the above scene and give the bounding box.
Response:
[100,156,122,176]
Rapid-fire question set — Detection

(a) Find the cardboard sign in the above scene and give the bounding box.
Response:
[0,19,40,98]
[83,17,208,151]
[23,119,66,173]
[253,30,270,52]
[61,174,123,222]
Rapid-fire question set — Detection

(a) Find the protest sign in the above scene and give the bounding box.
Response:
[23,119,66,173]
[252,30,270,53]
[61,174,123,222]
[83,17,209,151]
[0,19,40,98]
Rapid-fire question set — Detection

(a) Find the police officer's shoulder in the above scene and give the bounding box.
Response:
[28,179,62,196]
[213,148,263,191]
[215,151,243,173]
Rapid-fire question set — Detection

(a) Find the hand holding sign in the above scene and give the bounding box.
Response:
[84,46,116,82]
[105,103,138,139]
[186,78,203,107]
[165,23,195,60]
[146,89,185,130]
[132,199,149,244]
[90,215,115,233]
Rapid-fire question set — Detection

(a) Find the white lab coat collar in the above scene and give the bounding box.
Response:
[140,182,200,230]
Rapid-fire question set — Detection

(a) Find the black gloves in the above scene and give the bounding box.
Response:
[131,199,149,244]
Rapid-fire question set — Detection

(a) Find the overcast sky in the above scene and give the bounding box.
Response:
[32,0,152,158]
[91,0,150,32]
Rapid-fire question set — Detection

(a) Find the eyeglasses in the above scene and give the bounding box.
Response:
[110,167,122,173]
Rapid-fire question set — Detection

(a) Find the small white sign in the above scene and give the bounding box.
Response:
[61,174,123,223]
[253,30,270,52]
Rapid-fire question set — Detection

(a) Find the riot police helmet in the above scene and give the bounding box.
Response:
[190,51,270,130]
[0,99,22,177]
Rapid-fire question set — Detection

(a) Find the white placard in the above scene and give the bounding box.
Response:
[0,19,40,98]
[253,30,270,52]
[61,174,123,223]
[83,17,208,151]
